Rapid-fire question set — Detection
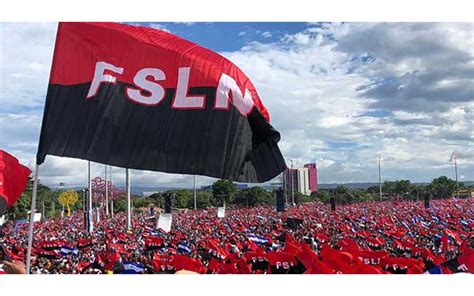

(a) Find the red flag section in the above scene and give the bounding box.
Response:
[0,150,31,215]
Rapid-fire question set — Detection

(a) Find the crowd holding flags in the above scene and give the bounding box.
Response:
[1,197,472,274]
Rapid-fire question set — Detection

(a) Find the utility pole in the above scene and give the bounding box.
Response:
[88,161,93,233]
[126,168,131,230]
[453,155,460,198]
[105,165,109,217]
[110,166,114,217]
[193,175,197,210]
[291,159,295,206]
[378,156,382,202]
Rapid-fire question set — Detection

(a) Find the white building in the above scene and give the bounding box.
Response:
[296,167,311,196]
[284,167,311,196]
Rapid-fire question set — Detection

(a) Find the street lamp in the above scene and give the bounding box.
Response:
[452,154,460,198]
[377,155,383,202]
[290,159,295,206]
[193,175,197,210]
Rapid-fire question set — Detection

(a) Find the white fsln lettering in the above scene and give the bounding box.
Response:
[215,73,254,115]
[171,67,205,109]
[86,61,124,99]
[126,68,166,106]
[86,62,257,118]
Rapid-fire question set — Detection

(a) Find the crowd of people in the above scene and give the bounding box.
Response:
[0,197,472,274]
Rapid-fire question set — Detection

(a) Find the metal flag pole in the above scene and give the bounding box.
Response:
[105,165,109,217]
[454,156,459,198]
[88,161,94,233]
[378,156,382,202]
[110,166,114,218]
[193,175,197,210]
[26,164,40,274]
[291,159,295,206]
[126,168,131,230]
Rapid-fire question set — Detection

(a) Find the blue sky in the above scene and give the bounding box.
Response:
[134,22,313,51]
[0,22,473,188]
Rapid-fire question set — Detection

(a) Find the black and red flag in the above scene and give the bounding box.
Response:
[36,22,286,182]
[0,150,32,215]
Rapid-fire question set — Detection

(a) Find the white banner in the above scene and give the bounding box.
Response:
[33,213,42,222]
[157,213,172,232]
[217,207,225,218]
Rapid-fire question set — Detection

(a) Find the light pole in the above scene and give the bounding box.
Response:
[88,161,93,233]
[105,165,109,217]
[193,175,197,210]
[290,159,295,206]
[453,155,460,198]
[126,168,131,230]
[377,155,383,202]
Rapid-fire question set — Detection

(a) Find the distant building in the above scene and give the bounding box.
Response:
[304,163,318,192]
[297,167,311,195]
[283,166,311,195]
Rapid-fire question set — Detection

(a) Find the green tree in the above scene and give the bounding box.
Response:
[334,185,349,204]
[10,192,31,219]
[366,186,379,194]
[352,189,372,202]
[212,179,237,205]
[168,189,193,208]
[234,187,273,206]
[393,179,411,197]
[295,192,312,204]
[382,181,396,195]
[315,190,331,203]
[114,197,127,212]
[133,197,155,208]
[430,176,458,199]
[196,191,213,209]
[149,192,164,208]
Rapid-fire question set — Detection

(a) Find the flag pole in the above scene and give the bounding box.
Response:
[378,156,382,202]
[193,175,197,210]
[26,164,40,274]
[454,156,459,199]
[110,166,114,218]
[291,159,295,206]
[105,165,109,217]
[126,168,131,230]
[88,161,94,233]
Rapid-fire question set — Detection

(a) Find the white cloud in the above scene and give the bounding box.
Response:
[147,23,171,33]
[1,22,473,188]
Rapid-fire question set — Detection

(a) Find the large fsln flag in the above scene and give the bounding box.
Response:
[36,22,286,182]
[0,150,32,215]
